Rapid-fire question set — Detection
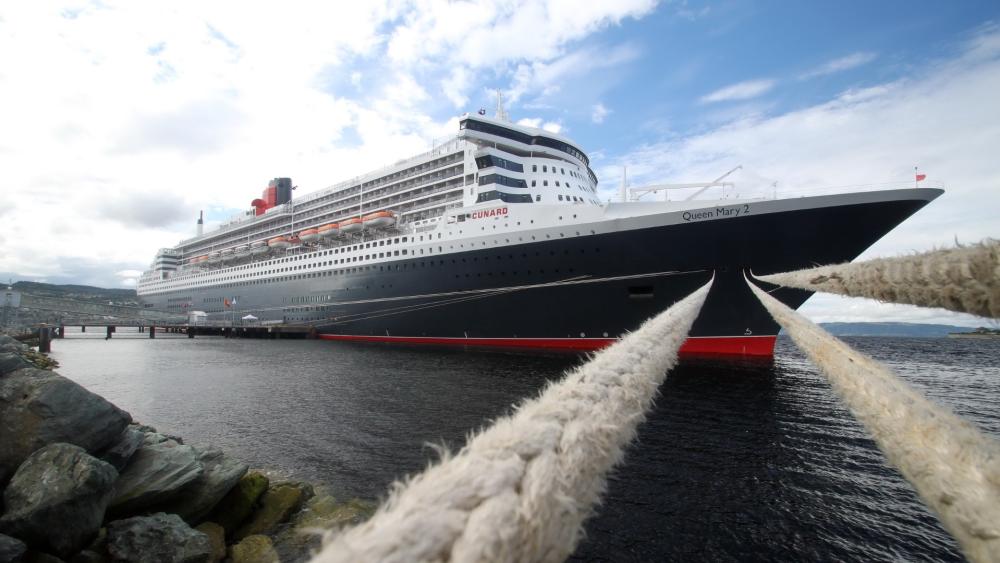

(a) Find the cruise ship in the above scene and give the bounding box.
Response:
[136,112,942,358]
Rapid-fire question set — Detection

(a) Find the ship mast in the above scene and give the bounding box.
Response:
[495,89,509,122]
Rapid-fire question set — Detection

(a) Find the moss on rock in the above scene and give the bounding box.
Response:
[229,535,279,563]
[233,483,313,541]
[206,472,269,536]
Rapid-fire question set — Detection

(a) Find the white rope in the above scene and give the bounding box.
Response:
[746,276,1000,563]
[311,279,714,563]
[757,239,1000,319]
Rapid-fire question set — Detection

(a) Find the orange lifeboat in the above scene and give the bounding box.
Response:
[339,217,364,234]
[268,236,291,250]
[317,223,339,238]
[298,228,320,243]
[362,210,397,229]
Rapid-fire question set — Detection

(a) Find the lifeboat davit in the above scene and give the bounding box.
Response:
[251,240,270,255]
[234,244,251,257]
[363,210,397,229]
[207,251,222,264]
[318,223,339,238]
[221,248,235,259]
[194,255,209,265]
[268,236,291,250]
[298,228,320,243]
[339,217,364,234]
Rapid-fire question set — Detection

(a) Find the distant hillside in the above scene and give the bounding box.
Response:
[12,281,138,306]
[817,322,976,337]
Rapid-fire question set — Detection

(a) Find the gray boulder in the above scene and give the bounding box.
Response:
[0,444,117,558]
[98,427,144,471]
[153,447,248,524]
[70,550,108,563]
[106,513,211,563]
[0,533,27,563]
[0,352,30,376]
[0,335,25,354]
[109,439,202,515]
[0,368,131,485]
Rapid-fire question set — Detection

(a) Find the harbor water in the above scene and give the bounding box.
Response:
[51,329,1000,561]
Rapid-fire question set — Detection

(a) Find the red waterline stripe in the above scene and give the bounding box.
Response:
[318,334,777,358]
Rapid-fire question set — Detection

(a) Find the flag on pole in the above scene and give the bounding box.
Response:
[915,166,926,182]
[224,298,231,308]
[915,173,926,181]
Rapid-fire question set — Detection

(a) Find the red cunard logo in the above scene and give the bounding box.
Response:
[470,207,508,219]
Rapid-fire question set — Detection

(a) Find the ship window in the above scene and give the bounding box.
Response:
[561,168,565,174]
[543,165,547,172]
[478,174,527,189]
[543,181,548,187]
[556,181,560,187]
[536,195,541,201]
[628,286,655,300]
[558,195,563,201]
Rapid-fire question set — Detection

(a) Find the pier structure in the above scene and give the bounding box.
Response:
[4,290,320,343]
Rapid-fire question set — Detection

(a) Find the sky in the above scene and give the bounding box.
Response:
[1,1,998,326]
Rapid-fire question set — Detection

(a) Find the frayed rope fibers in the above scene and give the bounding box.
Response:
[758,239,999,319]
[310,279,713,563]
[748,276,1000,563]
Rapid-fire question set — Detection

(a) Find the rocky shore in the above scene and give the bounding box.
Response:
[0,335,373,563]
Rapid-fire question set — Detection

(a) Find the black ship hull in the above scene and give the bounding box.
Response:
[313,190,940,357]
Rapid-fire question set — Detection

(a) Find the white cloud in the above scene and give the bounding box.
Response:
[516,117,543,128]
[441,66,472,109]
[592,102,610,123]
[386,0,655,68]
[542,121,563,134]
[699,79,776,103]
[799,51,877,79]
[506,43,641,104]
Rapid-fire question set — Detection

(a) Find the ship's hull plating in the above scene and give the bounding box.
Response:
[140,192,936,358]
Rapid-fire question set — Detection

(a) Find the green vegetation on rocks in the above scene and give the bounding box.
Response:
[272,492,376,562]
[207,472,269,536]
[195,522,226,563]
[229,534,279,563]
[234,483,314,541]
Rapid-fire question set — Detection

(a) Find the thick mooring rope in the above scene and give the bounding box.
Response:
[747,277,1000,563]
[311,280,713,563]
[757,239,1000,319]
